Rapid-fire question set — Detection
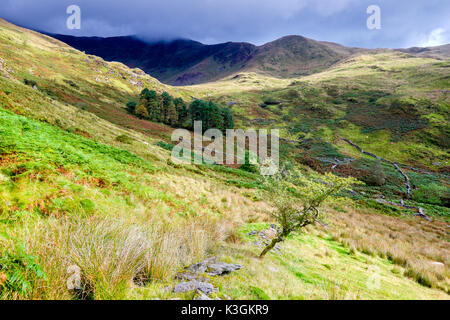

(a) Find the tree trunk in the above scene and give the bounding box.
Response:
[259,236,283,259]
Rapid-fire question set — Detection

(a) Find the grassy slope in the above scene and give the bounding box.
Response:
[0,20,448,299]
[195,52,449,169]
[192,52,450,216]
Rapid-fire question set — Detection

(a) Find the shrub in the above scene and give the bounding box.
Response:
[63,79,79,89]
[363,160,386,186]
[115,134,133,144]
[126,101,137,114]
[258,168,359,258]
[23,79,37,88]
[156,141,174,151]
[412,183,449,206]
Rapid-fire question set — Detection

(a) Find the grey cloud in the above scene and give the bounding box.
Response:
[0,0,449,48]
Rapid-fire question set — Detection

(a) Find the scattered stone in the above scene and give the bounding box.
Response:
[187,262,208,274]
[207,262,242,276]
[173,257,242,299]
[193,290,213,300]
[173,281,215,295]
[175,272,197,281]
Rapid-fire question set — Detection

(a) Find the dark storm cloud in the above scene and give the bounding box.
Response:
[0,0,449,48]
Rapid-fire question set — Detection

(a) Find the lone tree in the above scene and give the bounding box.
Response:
[259,168,358,259]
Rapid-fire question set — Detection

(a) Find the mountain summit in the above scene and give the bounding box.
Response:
[51,34,362,85]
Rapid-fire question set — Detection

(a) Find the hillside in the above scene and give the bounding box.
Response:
[51,33,361,85]
[0,19,449,300]
[195,52,450,169]
[193,51,450,213]
[396,44,450,60]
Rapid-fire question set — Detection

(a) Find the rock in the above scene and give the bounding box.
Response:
[207,262,242,276]
[173,281,215,295]
[258,232,269,240]
[175,257,242,287]
[187,262,207,274]
[248,230,257,236]
[193,290,213,300]
[175,272,201,281]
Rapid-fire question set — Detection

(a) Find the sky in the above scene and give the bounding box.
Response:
[0,0,449,48]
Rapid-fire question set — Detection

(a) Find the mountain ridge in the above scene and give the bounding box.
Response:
[49,33,365,85]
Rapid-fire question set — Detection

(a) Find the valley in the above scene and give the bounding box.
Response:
[0,18,448,300]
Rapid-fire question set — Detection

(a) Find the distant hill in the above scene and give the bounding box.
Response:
[50,34,363,85]
[396,44,450,60]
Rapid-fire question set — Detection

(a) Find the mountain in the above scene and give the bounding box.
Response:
[50,33,362,85]
[396,44,450,60]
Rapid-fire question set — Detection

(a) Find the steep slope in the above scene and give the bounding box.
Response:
[0,18,195,138]
[193,52,450,219]
[51,33,361,85]
[50,34,257,85]
[196,52,450,170]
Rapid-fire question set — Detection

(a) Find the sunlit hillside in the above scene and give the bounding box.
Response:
[0,19,448,300]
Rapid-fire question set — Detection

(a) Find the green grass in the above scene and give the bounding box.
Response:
[210,224,449,300]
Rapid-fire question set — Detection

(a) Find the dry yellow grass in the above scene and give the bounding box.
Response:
[325,207,449,293]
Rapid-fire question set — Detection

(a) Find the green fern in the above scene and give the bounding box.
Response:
[0,245,47,297]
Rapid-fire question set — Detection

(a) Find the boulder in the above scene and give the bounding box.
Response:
[173,281,215,295]
[187,262,208,273]
[207,262,242,276]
